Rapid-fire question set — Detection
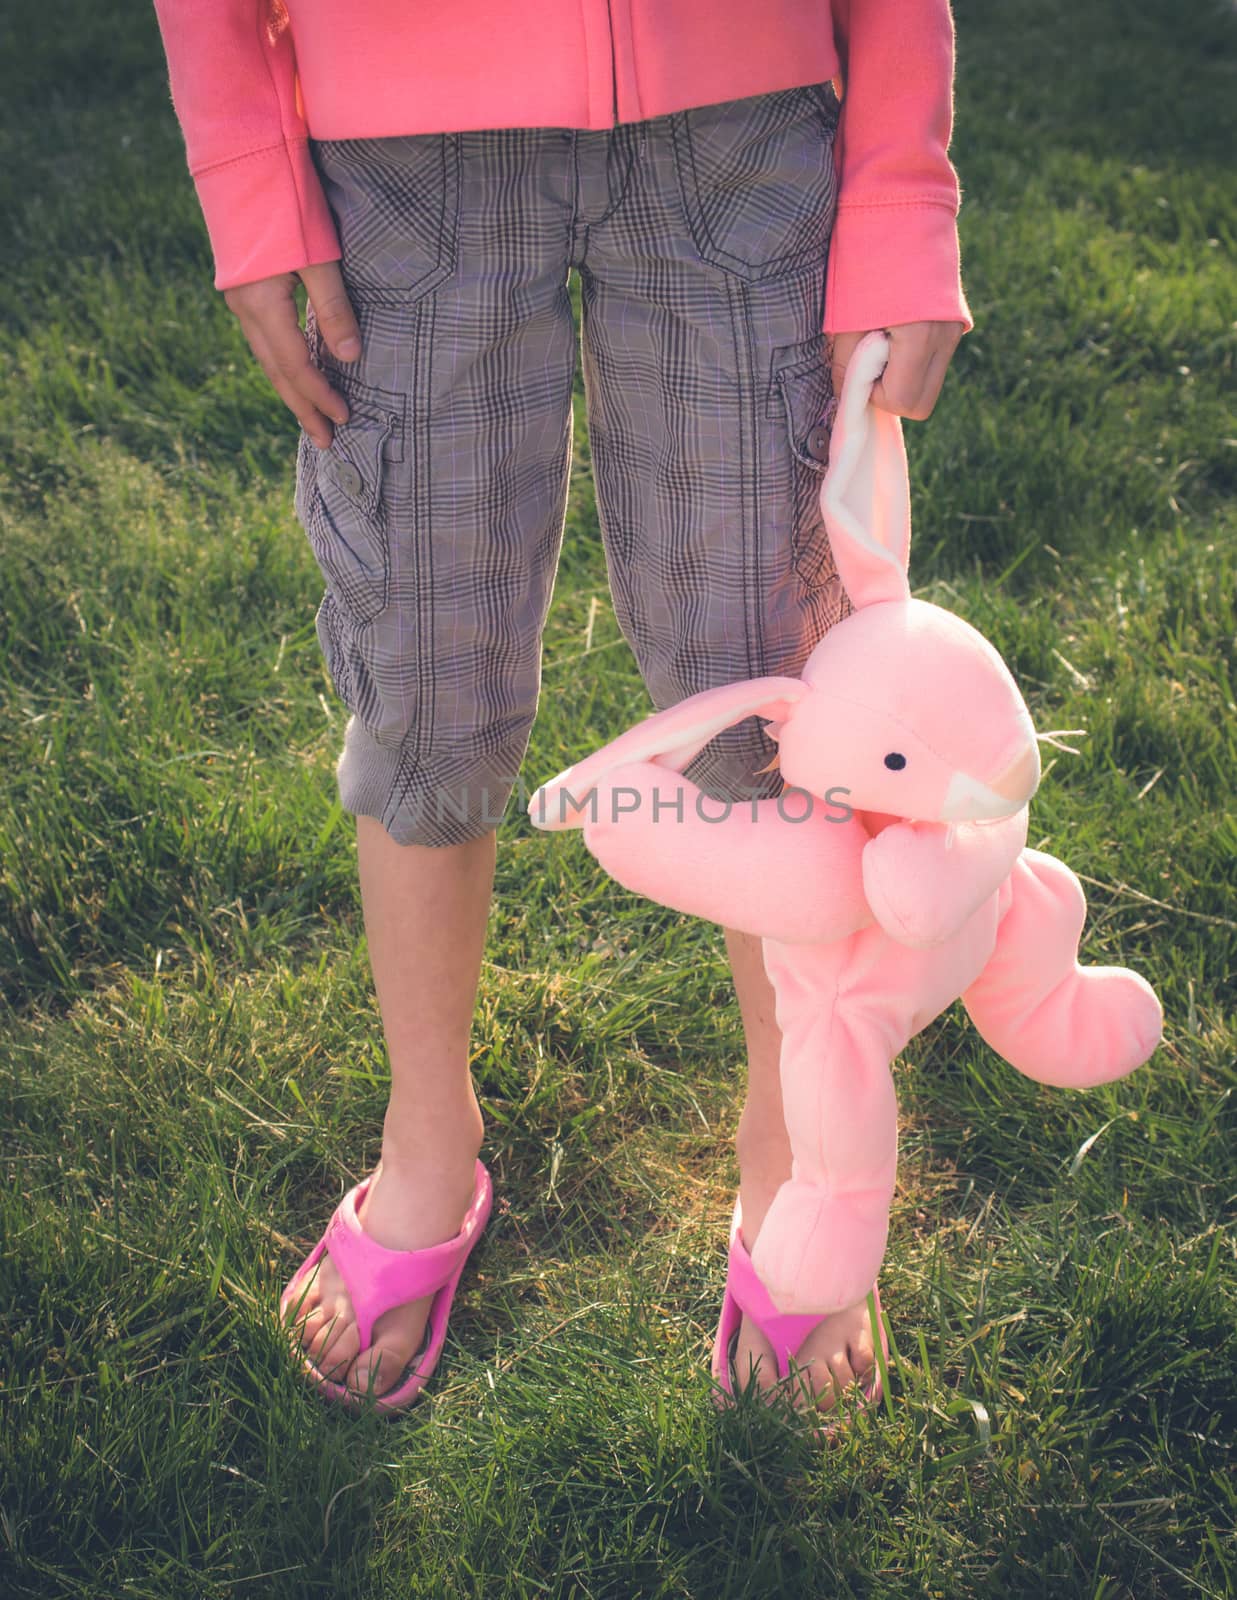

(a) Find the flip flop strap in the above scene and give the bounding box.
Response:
[323,1171,482,1351]
[727,1233,826,1382]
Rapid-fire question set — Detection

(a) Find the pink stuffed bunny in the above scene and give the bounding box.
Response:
[528,331,1163,1318]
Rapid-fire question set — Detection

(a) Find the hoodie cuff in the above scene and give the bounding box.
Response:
[194,139,342,292]
[824,201,974,335]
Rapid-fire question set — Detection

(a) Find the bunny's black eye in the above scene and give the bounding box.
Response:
[884,752,907,771]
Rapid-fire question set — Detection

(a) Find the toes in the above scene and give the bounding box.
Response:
[289,1301,331,1352]
[346,1301,434,1400]
[348,1340,411,1401]
[734,1347,775,1394]
[784,1349,850,1413]
[849,1334,877,1389]
[773,1302,882,1416]
[281,1268,323,1331]
[732,1317,779,1393]
[822,1349,858,1409]
[315,1319,361,1381]
[284,1254,437,1400]
[784,1354,830,1411]
[303,1303,350,1367]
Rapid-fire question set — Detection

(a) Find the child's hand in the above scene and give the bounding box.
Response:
[223,261,363,451]
[826,321,965,422]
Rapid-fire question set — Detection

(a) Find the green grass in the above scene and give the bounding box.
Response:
[1,0,1234,1595]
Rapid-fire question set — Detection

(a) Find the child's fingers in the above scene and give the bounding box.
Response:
[871,347,941,420]
[873,321,965,420]
[829,321,964,421]
[224,272,352,448]
[300,260,364,365]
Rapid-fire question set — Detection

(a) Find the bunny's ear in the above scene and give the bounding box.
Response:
[528,675,811,831]
[819,329,912,609]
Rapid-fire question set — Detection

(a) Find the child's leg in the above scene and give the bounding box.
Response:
[727,928,878,1411]
[286,124,583,1395]
[575,79,864,1409]
[289,821,493,1395]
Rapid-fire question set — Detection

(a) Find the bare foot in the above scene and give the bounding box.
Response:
[730,1174,879,1415]
[282,1151,478,1399]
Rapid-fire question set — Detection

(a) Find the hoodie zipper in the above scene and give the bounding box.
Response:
[604,0,618,124]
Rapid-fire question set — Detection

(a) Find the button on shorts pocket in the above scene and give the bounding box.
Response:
[671,82,840,282]
[769,335,840,591]
[296,381,404,628]
[308,133,461,304]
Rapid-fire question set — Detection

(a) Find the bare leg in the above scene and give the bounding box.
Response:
[283,815,493,1398]
[725,926,877,1411]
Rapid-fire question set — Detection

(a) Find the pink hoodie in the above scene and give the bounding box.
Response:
[150,0,973,337]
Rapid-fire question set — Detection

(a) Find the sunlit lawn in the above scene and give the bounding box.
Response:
[1,1,1233,1595]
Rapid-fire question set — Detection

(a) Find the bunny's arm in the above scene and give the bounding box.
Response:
[575,760,873,943]
[861,808,1029,947]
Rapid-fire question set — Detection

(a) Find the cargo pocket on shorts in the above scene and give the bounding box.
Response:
[671,82,840,282]
[769,336,840,592]
[308,133,461,305]
[296,389,402,628]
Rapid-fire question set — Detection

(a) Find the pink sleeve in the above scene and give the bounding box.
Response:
[824,0,974,336]
[150,0,342,291]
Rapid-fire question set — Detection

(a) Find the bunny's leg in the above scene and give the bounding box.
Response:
[961,849,1162,1088]
[571,760,872,944]
[746,938,902,1316]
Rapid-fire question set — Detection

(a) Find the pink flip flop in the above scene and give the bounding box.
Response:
[279,1157,493,1414]
[710,1190,890,1441]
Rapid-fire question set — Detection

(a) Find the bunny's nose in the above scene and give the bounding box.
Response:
[990,742,1040,804]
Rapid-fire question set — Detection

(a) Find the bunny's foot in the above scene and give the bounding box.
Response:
[963,849,1163,1089]
[747,1176,892,1318]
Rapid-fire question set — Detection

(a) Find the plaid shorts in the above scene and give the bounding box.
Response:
[294,80,851,847]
